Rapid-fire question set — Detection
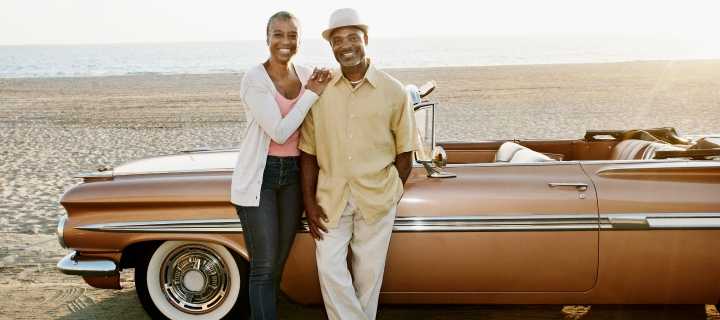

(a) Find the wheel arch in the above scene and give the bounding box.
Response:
[119,236,249,270]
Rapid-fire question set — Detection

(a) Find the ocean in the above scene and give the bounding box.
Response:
[1,34,719,78]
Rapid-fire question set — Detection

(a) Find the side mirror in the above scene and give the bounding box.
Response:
[431,146,447,168]
[415,145,455,178]
[411,84,455,178]
[414,143,447,168]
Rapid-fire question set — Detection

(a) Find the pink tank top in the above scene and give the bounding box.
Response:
[268,87,304,156]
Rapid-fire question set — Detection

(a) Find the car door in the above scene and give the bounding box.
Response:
[575,161,720,302]
[382,160,599,293]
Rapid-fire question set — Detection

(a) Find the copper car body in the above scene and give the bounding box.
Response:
[57,85,720,318]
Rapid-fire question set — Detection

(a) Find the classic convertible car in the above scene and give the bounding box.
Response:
[56,81,720,319]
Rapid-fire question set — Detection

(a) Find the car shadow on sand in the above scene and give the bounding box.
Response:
[54,290,715,320]
[55,290,151,320]
[374,304,714,320]
[581,304,714,320]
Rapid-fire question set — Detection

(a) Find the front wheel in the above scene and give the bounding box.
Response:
[136,241,250,319]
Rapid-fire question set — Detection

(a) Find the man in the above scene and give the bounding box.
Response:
[299,8,417,320]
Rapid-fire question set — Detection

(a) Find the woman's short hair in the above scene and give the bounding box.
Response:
[266,11,302,37]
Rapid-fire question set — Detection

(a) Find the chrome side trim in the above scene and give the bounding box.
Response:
[77,215,601,233]
[580,159,686,166]
[73,173,114,181]
[76,218,243,233]
[606,214,650,230]
[595,161,720,174]
[75,213,720,234]
[600,213,720,230]
[112,168,234,177]
[448,161,580,168]
[57,215,68,249]
[401,214,720,231]
[389,215,599,232]
[180,147,240,153]
[57,251,118,277]
[73,173,114,178]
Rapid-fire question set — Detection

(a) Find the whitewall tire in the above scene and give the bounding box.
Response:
[136,241,249,319]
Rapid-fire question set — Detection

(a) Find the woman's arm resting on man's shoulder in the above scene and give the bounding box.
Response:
[241,68,330,144]
[242,85,318,144]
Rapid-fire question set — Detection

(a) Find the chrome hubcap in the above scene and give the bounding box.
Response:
[160,244,230,314]
[182,269,205,292]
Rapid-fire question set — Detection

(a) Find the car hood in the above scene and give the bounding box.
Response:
[112,149,240,175]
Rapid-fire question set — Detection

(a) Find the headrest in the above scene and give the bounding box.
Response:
[494,142,528,162]
[509,149,555,163]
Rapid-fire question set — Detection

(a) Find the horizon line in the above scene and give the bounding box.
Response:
[0,32,691,47]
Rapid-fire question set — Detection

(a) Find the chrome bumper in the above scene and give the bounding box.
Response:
[57,214,68,249]
[57,251,118,277]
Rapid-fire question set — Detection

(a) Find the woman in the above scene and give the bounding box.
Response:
[230,11,331,319]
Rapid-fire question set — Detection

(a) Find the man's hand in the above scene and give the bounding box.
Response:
[394,151,414,184]
[300,151,328,240]
[305,202,329,240]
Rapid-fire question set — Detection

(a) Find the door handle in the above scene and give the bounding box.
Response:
[548,183,588,192]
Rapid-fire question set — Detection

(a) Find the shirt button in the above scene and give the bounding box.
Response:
[348,156,352,160]
[377,112,381,115]
[349,135,353,139]
[350,94,355,97]
[343,197,347,201]
[350,114,354,118]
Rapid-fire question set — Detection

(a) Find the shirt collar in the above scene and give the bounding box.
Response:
[330,58,378,89]
[364,59,379,88]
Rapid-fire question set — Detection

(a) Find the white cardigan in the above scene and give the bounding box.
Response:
[231,63,318,206]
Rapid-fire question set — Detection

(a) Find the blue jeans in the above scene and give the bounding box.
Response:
[236,156,303,320]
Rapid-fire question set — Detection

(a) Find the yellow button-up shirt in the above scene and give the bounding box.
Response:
[299,60,418,228]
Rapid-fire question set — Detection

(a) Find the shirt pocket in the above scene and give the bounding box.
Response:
[357,102,392,126]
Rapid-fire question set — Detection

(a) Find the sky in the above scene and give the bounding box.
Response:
[1,0,719,45]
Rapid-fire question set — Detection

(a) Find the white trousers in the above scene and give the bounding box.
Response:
[315,193,396,320]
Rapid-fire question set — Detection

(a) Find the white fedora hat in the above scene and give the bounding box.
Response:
[322,8,369,41]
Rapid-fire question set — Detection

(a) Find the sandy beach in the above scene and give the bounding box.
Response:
[1,60,720,318]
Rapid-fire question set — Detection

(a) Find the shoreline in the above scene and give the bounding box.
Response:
[2,58,720,80]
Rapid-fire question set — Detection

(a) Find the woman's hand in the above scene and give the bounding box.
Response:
[305,67,333,95]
